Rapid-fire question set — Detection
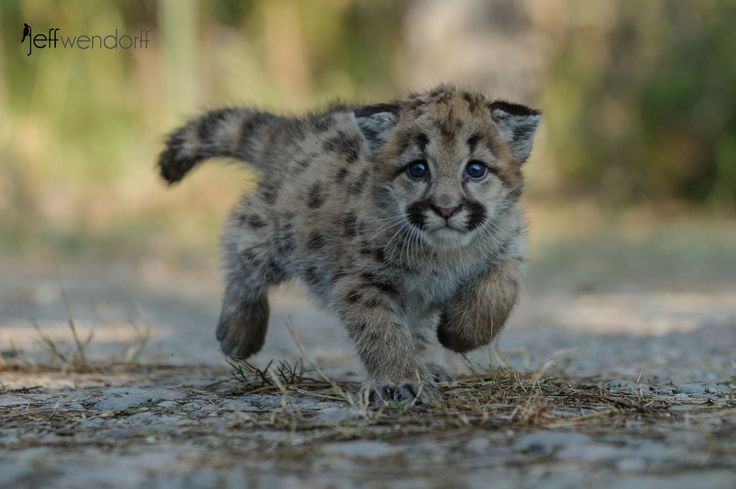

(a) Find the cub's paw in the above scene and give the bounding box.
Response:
[365,380,442,407]
[216,298,269,360]
[426,363,455,384]
[216,315,265,360]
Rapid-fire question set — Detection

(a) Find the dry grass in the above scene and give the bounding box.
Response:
[223,362,686,433]
[4,313,734,453]
[26,270,152,372]
[215,324,734,439]
[7,316,731,448]
[123,303,154,363]
[2,359,734,454]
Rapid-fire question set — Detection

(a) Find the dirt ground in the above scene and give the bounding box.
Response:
[2,221,736,488]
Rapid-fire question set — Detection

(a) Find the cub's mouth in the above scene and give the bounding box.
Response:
[434,224,465,233]
[425,224,471,246]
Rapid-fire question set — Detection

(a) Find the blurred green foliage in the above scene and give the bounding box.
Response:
[0,0,405,253]
[543,0,736,207]
[0,0,734,256]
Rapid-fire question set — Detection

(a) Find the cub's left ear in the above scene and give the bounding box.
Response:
[489,101,542,163]
[352,103,400,159]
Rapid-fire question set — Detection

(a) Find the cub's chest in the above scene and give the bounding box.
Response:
[397,257,482,315]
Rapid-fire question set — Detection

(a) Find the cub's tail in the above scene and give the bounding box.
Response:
[157,108,284,184]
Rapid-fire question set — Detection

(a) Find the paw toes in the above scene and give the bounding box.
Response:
[426,363,454,384]
[400,382,418,398]
[368,381,441,406]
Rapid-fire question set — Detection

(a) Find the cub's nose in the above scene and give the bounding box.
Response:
[431,205,462,219]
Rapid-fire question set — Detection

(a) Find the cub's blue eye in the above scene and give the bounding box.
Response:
[407,161,429,179]
[465,161,488,179]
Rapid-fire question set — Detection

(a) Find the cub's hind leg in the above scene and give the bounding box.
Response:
[217,198,290,360]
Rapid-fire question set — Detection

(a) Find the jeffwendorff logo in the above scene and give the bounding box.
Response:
[21,21,150,56]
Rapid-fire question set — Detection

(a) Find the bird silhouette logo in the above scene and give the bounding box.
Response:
[21,22,31,43]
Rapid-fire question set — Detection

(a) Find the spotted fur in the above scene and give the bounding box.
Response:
[158,85,541,405]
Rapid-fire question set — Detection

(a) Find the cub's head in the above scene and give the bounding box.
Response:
[353,85,541,250]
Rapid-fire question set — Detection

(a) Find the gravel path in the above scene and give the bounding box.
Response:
[1,253,735,488]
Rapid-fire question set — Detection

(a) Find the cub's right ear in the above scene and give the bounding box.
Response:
[351,103,400,158]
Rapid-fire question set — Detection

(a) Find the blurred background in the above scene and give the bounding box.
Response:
[1,0,735,375]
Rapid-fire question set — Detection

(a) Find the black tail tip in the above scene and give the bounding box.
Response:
[157,147,196,185]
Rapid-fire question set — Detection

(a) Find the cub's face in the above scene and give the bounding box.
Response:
[354,87,541,251]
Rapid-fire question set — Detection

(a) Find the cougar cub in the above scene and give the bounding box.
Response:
[158,85,541,404]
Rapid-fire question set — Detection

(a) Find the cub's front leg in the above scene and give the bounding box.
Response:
[335,280,440,405]
[437,259,521,353]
